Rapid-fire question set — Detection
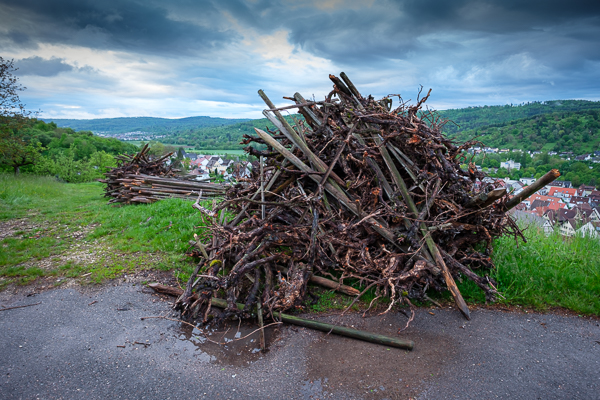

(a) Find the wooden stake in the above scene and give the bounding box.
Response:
[257,301,265,351]
[466,188,507,209]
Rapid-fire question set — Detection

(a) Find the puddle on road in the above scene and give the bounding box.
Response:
[305,325,458,399]
[175,319,281,367]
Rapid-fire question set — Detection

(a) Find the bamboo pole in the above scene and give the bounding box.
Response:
[147,283,414,350]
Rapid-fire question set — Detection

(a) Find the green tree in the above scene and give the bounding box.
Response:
[0,57,40,174]
[0,57,28,117]
[496,167,509,177]
[0,132,41,174]
[524,167,536,177]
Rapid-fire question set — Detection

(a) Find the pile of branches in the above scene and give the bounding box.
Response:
[101,144,227,204]
[180,73,555,323]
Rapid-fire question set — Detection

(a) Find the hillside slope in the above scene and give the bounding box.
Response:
[161,117,286,149]
[437,100,600,135]
[446,108,600,154]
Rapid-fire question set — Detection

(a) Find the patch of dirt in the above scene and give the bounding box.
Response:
[10,233,111,272]
[1,216,178,297]
[0,218,49,240]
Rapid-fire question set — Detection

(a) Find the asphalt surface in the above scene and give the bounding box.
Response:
[1,283,599,399]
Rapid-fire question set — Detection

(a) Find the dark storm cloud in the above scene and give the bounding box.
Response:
[264,0,600,67]
[3,0,599,66]
[0,0,234,55]
[15,56,73,77]
[3,0,600,117]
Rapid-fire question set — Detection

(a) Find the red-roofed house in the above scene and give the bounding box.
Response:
[524,194,567,210]
[590,191,600,206]
[576,184,596,197]
[547,186,577,199]
[569,196,590,206]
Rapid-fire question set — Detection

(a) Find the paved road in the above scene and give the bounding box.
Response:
[1,283,598,399]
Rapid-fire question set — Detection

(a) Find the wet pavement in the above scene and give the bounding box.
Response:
[1,283,599,399]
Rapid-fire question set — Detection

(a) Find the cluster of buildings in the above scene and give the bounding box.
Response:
[182,151,251,180]
[97,131,166,141]
[468,147,600,163]
[509,179,600,238]
[469,147,514,155]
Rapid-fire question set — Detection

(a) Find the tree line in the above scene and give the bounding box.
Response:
[1,118,139,182]
[438,100,600,136]
[1,57,139,182]
[468,151,600,188]
[447,108,600,154]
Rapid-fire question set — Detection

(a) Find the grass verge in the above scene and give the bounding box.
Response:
[0,174,206,287]
[455,226,600,315]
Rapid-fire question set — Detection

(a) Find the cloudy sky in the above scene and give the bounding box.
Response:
[1,0,599,119]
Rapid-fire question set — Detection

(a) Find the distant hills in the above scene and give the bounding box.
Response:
[43,100,600,153]
[43,116,250,135]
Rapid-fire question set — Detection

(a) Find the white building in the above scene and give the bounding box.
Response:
[577,221,600,238]
[520,177,536,186]
[500,160,521,171]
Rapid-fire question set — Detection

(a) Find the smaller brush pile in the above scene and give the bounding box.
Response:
[100,144,227,204]
[179,73,558,323]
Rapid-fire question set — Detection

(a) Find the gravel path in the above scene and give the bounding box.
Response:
[1,283,598,399]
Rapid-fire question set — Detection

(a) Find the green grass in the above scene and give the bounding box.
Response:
[0,174,206,286]
[455,227,600,315]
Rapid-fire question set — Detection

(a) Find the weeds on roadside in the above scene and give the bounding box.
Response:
[454,227,600,315]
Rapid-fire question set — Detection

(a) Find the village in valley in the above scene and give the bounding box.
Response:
[491,175,600,239]
[178,150,252,181]
[458,146,599,239]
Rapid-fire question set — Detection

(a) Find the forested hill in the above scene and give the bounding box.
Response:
[43,116,250,134]
[445,108,600,154]
[437,100,600,135]
[161,117,284,149]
